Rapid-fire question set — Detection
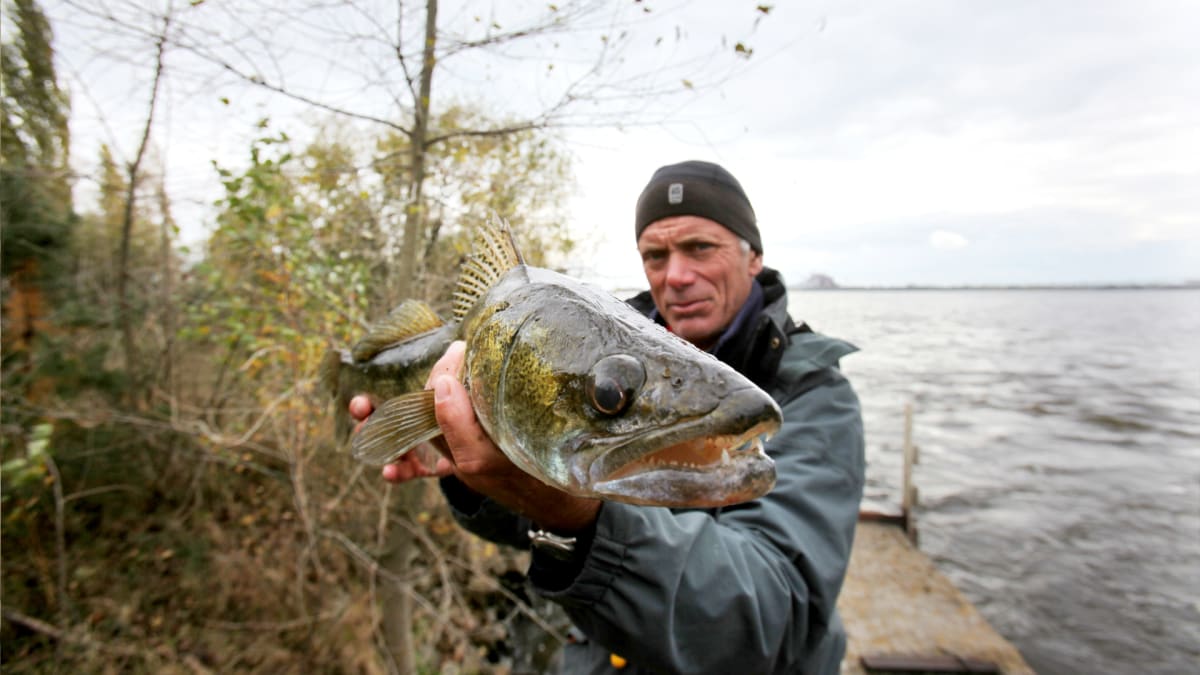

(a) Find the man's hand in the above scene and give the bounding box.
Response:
[349,340,600,533]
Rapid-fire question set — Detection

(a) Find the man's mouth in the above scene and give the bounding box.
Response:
[668,298,709,316]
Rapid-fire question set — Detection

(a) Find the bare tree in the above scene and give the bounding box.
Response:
[136,0,762,297]
[34,2,768,671]
[115,11,169,405]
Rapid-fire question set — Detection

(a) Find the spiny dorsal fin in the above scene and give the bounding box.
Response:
[351,391,441,466]
[351,299,445,362]
[452,217,523,323]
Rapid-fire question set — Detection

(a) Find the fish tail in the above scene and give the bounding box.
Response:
[319,348,355,447]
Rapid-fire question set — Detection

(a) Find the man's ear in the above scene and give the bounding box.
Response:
[748,252,764,276]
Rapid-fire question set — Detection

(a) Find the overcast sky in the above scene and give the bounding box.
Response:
[44,0,1200,289]
[566,1,1200,288]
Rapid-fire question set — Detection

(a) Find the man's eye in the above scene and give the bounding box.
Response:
[642,250,666,262]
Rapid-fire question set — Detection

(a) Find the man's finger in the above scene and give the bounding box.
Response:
[382,462,412,483]
[381,452,450,483]
[432,373,497,473]
[349,395,374,422]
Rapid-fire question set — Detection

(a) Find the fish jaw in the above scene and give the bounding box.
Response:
[590,421,779,507]
[577,386,782,507]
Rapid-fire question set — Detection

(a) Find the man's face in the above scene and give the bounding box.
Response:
[637,215,763,350]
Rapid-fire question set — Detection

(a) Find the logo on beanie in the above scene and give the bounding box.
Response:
[668,183,683,204]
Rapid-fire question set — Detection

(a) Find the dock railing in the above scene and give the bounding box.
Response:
[901,402,918,544]
[859,402,919,545]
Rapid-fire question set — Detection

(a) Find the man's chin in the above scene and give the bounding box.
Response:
[666,319,719,349]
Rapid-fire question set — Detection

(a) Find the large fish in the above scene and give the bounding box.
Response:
[321,220,781,507]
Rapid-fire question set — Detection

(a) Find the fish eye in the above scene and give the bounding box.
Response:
[587,354,645,416]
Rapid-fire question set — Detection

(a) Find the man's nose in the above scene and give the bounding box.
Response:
[664,254,694,288]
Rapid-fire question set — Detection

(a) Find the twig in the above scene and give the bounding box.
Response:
[388,513,567,643]
[3,606,211,670]
[116,11,170,398]
[318,529,429,589]
[288,437,324,626]
[387,512,457,644]
[317,529,454,638]
[64,484,145,503]
[11,404,282,460]
[1,607,139,658]
[203,603,348,633]
[376,483,393,552]
[42,453,73,626]
[367,560,397,675]
[322,462,366,515]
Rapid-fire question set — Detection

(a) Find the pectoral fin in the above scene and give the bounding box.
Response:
[351,391,442,466]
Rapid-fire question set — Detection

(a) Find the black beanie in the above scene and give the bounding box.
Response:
[634,160,761,253]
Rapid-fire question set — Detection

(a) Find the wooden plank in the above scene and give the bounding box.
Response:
[838,522,1034,675]
[861,653,1001,673]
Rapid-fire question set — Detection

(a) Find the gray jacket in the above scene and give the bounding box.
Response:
[443,269,865,674]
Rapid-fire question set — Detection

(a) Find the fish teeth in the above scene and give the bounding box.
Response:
[721,449,731,466]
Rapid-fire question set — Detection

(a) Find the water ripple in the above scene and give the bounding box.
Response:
[794,288,1200,675]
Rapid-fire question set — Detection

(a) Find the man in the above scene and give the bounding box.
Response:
[352,160,864,673]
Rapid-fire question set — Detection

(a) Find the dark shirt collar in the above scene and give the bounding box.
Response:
[712,280,764,355]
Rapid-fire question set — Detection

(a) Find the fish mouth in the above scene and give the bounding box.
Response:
[585,389,781,507]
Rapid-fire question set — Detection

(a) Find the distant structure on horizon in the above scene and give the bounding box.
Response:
[800,273,840,289]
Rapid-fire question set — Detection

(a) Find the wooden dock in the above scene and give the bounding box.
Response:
[838,521,1034,674]
[839,405,1034,674]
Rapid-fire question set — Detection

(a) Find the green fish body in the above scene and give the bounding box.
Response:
[324,220,781,508]
[321,299,456,446]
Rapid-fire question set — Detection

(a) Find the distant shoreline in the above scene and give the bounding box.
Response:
[604,282,1200,296]
[788,282,1200,292]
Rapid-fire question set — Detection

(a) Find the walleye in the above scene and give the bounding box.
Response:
[321,220,781,507]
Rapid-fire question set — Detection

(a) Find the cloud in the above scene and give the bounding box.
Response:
[930,230,969,250]
[45,0,1200,285]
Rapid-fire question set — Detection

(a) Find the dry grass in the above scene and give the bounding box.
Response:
[1,415,556,674]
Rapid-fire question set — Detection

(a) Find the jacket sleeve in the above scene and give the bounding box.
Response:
[533,361,865,674]
[438,475,533,551]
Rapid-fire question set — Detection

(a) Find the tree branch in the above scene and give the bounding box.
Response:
[216,62,412,136]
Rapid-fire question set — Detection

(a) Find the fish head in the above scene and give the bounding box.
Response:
[466,269,781,508]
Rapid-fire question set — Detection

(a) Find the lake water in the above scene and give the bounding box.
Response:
[789,289,1200,675]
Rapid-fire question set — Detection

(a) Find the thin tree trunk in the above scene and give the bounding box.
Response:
[117,18,168,408]
[380,483,424,675]
[156,182,176,401]
[395,0,437,303]
[382,6,437,671]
